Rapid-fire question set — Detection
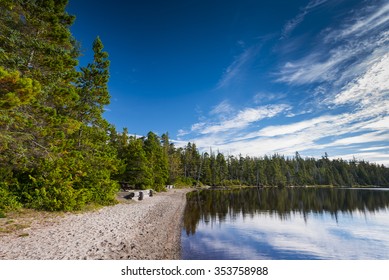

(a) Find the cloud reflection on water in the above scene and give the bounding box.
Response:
[182,188,389,259]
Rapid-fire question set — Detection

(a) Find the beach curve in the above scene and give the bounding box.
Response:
[0,189,189,260]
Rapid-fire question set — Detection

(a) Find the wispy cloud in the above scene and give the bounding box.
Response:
[176,1,389,166]
[187,104,291,135]
[329,152,389,166]
[277,1,389,86]
[332,53,389,107]
[274,0,389,165]
[209,100,234,116]
[324,2,389,42]
[217,45,261,89]
[254,115,338,137]
[360,146,389,152]
[330,132,389,146]
[253,92,287,104]
[281,0,328,39]
[178,66,389,162]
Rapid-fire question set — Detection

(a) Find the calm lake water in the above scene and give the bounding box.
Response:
[181,187,389,260]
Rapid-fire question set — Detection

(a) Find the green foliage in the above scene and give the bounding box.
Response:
[119,135,153,189]
[75,36,110,126]
[0,1,120,211]
[0,183,22,211]
[174,177,197,187]
[1,0,387,213]
[7,149,120,211]
[165,144,389,188]
[114,129,389,189]
[0,66,41,174]
[144,132,169,191]
[0,67,40,109]
[114,131,169,191]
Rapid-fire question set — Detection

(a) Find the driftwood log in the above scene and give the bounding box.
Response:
[123,193,135,199]
[123,189,153,200]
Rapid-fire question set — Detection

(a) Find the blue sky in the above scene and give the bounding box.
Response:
[67,0,389,165]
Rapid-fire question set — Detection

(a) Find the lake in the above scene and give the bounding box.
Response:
[181,187,389,260]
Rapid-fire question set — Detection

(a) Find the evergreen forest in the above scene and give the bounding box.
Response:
[1,0,388,213]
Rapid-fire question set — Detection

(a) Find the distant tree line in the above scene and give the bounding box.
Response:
[111,136,389,189]
[1,0,388,213]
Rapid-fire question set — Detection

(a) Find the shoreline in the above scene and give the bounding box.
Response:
[0,189,190,260]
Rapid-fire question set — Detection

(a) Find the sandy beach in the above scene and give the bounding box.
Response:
[0,189,189,260]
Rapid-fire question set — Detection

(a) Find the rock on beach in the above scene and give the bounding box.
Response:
[0,189,189,260]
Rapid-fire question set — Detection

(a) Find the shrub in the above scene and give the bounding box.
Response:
[0,183,22,212]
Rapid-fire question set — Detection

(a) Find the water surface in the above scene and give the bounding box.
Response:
[181,187,389,259]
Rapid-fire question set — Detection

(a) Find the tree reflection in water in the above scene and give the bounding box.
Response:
[183,187,389,235]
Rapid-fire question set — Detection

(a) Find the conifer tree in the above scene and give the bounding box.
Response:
[0,0,121,210]
[76,36,110,127]
[161,133,182,184]
[144,132,169,191]
[0,0,80,167]
[0,66,41,180]
[200,152,212,185]
[122,137,153,189]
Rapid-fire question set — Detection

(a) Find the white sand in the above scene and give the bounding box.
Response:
[0,189,189,260]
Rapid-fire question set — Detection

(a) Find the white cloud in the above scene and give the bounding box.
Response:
[329,152,389,166]
[329,132,389,146]
[190,122,206,132]
[325,2,389,41]
[210,100,234,115]
[276,52,343,84]
[177,96,389,163]
[277,1,389,86]
[332,53,389,106]
[256,115,338,137]
[177,129,189,137]
[363,116,389,130]
[218,134,318,157]
[277,36,388,86]
[175,1,389,166]
[360,146,389,152]
[190,104,291,135]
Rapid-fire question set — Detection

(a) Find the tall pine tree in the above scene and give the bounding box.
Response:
[0,1,120,211]
[144,132,168,191]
